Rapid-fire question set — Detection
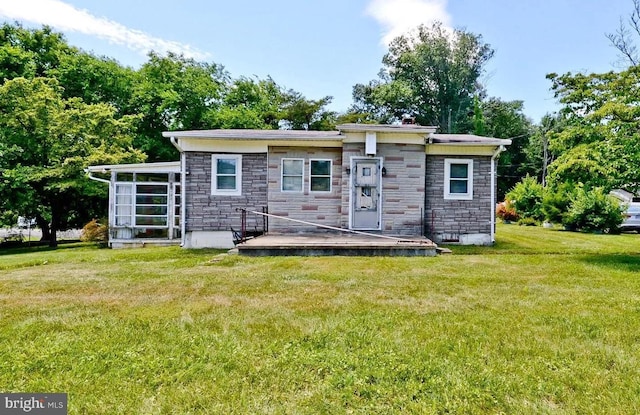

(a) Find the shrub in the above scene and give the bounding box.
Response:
[81,219,109,243]
[541,183,575,224]
[563,187,624,233]
[518,217,538,226]
[496,201,518,222]
[506,176,544,221]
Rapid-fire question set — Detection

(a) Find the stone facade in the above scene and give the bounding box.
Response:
[267,147,343,233]
[340,142,425,235]
[424,155,493,243]
[183,148,494,244]
[184,152,268,232]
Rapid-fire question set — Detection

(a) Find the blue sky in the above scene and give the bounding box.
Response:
[0,0,634,123]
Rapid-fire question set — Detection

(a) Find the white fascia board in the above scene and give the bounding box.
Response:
[426,144,502,157]
[174,137,342,153]
[342,132,426,145]
[86,161,181,173]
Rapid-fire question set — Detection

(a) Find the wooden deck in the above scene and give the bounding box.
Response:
[235,233,439,257]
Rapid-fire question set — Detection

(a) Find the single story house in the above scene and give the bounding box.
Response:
[87,123,510,249]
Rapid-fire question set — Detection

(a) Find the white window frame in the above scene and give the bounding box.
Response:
[114,183,134,227]
[444,158,473,200]
[309,159,332,193]
[212,154,242,196]
[281,158,305,193]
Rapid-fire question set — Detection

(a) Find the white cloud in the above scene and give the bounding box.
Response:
[0,0,210,60]
[366,0,452,45]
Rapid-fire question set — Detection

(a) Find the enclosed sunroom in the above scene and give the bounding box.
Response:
[86,162,181,248]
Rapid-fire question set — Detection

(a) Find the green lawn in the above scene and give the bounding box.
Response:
[1,225,640,414]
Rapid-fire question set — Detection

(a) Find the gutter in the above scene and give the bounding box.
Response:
[491,145,506,243]
[170,136,187,247]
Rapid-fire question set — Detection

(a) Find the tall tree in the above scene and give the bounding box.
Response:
[130,52,228,161]
[546,67,640,192]
[0,23,136,119]
[214,76,285,129]
[351,22,494,132]
[524,113,564,186]
[0,77,144,246]
[0,23,73,80]
[281,92,336,130]
[48,51,136,114]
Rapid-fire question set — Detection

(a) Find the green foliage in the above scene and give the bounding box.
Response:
[517,217,538,226]
[48,51,136,113]
[130,52,228,161]
[541,183,575,224]
[0,77,144,246]
[472,95,485,135]
[0,23,73,79]
[482,98,534,199]
[218,76,284,129]
[546,67,640,192]
[352,22,494,131]
[524,113,564,186]
[563,186,624,232]
[280,92,336,130]
[506,176,544,221]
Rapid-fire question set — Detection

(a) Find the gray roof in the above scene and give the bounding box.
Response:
[161,127,510,146]
[337,123,437,134]
[163,124,439,140]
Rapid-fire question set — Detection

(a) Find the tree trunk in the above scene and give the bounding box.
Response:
[35,214,51,242]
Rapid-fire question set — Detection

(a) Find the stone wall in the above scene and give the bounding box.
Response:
[184,152,268,232]
[267,147,343,233]
[425,155,493,243]
[182,149,494,242]
[341,142,426,236]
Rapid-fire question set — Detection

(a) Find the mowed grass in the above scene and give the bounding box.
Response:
[1,225,640,414]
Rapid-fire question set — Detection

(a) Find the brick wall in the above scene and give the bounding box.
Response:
[267,147,342,232]
[425,155,493,242]
[184,152,268,232]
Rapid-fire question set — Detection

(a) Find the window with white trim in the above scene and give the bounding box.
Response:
[281,158,304,192]
[115,183,133,226]
[310,159,332,192]
[212,155,242,196]
[444,159,473,200]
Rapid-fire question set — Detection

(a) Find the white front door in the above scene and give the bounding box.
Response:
[351,158,382,230]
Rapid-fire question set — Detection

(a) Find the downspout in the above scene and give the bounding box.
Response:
[491,145,506,243]
[170,136,187,247]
